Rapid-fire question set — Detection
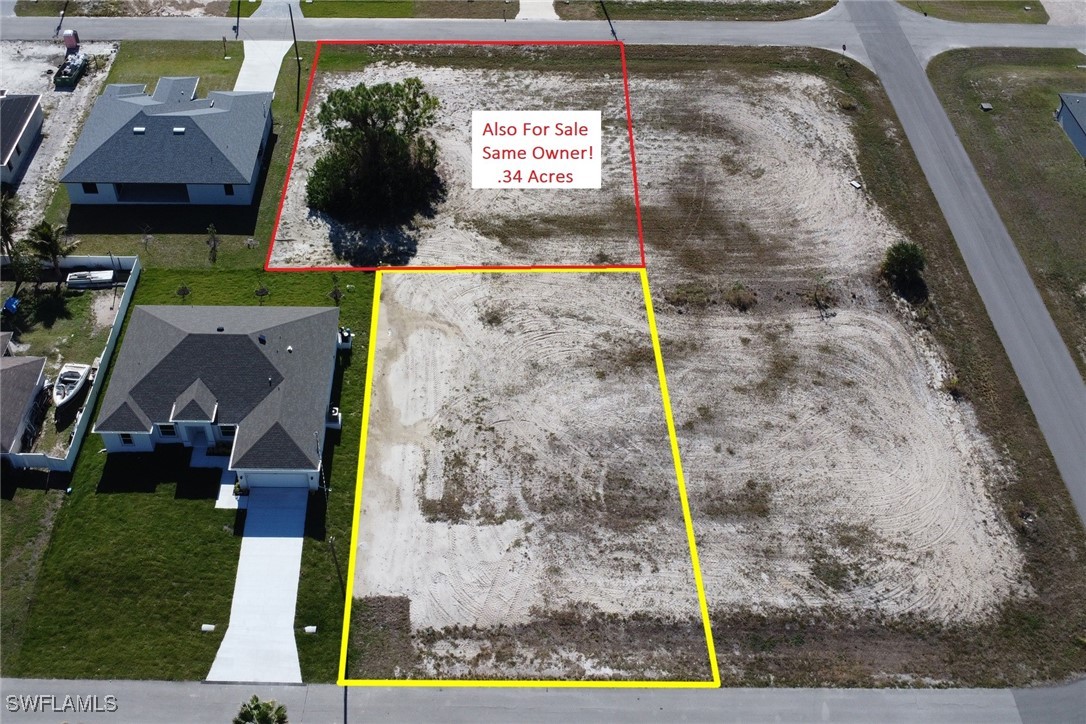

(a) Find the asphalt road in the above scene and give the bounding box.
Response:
[846,0,1086,523]
[1,4,1084,68]
[1,4,1085,721]
[3,677,1085,723]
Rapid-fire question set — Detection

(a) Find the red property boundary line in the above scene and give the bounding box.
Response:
[264,39,647,273]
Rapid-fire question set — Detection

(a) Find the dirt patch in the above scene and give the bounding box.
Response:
[90,289,120,332]
[1,42,117,233]
[271,49,640,268]
[629,67,1027,624]
[352,272,707,680]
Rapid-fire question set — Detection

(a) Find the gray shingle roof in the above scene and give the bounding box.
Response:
[1059,93,1086,133]
[172,378,218,421]
[94,305,339,471]
[60,77,272,186]
[1,94,40,166]
[1,355,45,453]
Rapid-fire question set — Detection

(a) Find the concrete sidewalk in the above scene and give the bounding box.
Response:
[234,40,294,93]
[516,0,560,20]
[206,487,309,684]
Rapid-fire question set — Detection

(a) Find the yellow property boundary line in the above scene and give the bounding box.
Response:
[337,267,720,687]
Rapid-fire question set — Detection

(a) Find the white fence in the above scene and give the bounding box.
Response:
[3,257,141,472]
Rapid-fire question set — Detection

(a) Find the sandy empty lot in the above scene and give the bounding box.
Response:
[270,48,640,268]
[0,41,116,234]
[631,68,1027,623]
[353,271,708,680]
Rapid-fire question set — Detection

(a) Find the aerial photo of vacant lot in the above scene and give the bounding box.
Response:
[624,46,1086,685]
[348,271,710,681]
[270,45,641,269]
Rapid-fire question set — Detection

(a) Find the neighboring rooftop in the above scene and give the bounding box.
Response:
[94,305,339,471]
[1,355,46,453]
[1059,92,1086,129]
[60,77,273,186]
[1,93,41,167]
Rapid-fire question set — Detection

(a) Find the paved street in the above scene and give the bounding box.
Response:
[1,3,1084,720]
[846,0,1086,523]
[2,7,1084,68]
[3,677,1084,723]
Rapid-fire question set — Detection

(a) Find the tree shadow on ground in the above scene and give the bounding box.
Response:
[326,219,419,267]
[891,276,930,305]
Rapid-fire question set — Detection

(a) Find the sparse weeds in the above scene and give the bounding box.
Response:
[703,479,773,519]
[723,282,758,312]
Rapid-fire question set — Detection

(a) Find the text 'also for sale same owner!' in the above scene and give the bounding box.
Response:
[472,110,602,189]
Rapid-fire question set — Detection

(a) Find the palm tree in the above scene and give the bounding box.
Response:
[24,221,78,290]
[1,193,21,256]
[233,695,288,724]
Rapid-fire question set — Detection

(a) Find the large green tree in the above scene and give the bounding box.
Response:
[24,221,79,290]
[1,192,21,256]
[6,240,41,296]
[306,77,442,227]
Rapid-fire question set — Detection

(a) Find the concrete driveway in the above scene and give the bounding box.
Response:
[234,40,293,92]
[206,487,309,684]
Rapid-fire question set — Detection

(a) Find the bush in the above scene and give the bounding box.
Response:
[881,241,928,301]
[723,282,757,312]
[306,78,443,228]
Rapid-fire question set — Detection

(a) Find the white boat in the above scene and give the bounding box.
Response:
[52,363,91,407]
[66,270,114,289]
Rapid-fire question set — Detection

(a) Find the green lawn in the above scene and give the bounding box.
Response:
[300,0,517,18]
[45,41,313,269]
[0,471,65,676]
[15,0,262,17]
[5,445,242,680]
[555,0,835,21]
[928,48,1086,377]
[301,0,414,17]
[897,0,1048,23]
[4,269,374,681]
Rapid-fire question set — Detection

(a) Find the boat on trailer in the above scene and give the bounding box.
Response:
[52,363,91,407]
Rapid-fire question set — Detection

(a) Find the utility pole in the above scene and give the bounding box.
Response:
[599,1,618,42]
[289,3,302,113]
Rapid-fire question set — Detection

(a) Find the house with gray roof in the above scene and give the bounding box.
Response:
[1057,92,1086,159]
[60,77,272,206]
[93,305,341,489]
[1,354,47,458]
[1,92,43,188]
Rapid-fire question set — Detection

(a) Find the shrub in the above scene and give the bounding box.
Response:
[307,78,442,228]
[881,241,928,301]
[723,282,757,312]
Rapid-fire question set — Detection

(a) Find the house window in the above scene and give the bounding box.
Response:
[119,433,134,446]
[82,182,98,194]
[220,425,236,439]
[224,184,234,196]
[159,424,176,437]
